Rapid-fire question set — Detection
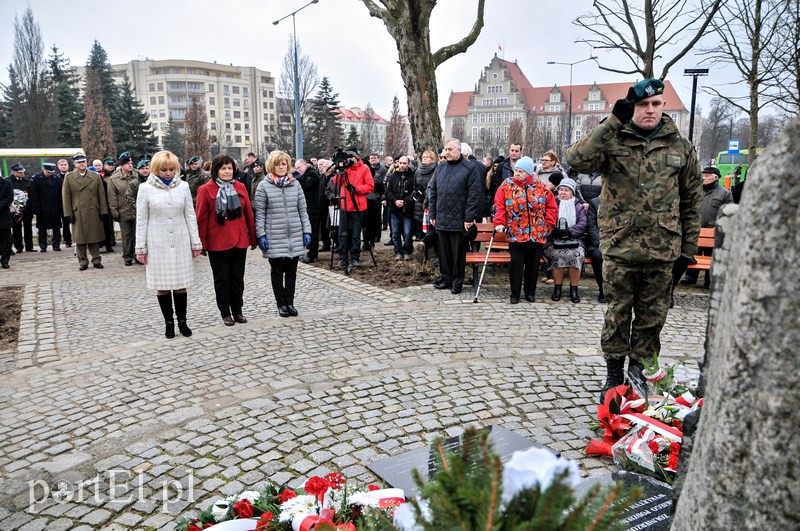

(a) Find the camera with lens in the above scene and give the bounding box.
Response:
[331,147,355,175]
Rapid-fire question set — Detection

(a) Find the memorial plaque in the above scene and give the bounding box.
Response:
[577,471,673,530]
[367,425,548,496]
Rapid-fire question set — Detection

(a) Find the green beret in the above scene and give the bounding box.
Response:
[118,151,131,164]
[187,156,200,164]
[103,158,115,165]
[137,159,150,169]
[253,159,264,167]
[632,78,665,102]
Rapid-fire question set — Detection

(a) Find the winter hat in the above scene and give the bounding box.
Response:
[103,158,115,166]
[515,156,535,176]
[117,151,132,164]
[137,159,150,169]
[252,159,264,168]
[557,177,577,194]
[702,166,721,178]
[42,163,57,171]
[549,172,564,188]
[187,156,200,164]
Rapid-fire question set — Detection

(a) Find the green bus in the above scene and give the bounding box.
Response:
[715,150,750,185]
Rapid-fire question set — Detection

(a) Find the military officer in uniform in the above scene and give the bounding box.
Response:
[108,152,139,265]
[184,156,208,204]
[62,153,109,270]
[566,78,702,403]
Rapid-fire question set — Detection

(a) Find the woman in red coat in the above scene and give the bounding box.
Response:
[196,154,257,326]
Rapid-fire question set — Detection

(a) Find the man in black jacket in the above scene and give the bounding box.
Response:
[56,159,73,247]
[295,159,322,263]
[429,139,483,294]
[29,163,64,252]
[385,156,416,260]
[0,176,13,268]
[8,164,34,252]
[365,153,387,248]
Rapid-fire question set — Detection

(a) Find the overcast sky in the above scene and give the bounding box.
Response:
[1,0,733,119]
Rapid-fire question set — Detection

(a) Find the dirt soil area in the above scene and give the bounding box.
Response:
[0,286,23,351]
[309,244,442,288]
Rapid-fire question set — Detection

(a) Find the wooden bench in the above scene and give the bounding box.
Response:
[465,224,715,294]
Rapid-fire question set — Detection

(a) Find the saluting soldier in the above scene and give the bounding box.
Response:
[566,78,702,403]
[62,153,109,270]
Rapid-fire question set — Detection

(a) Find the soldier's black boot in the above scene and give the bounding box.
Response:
[599,357,625,403]
[173,291,192,337]
[627,357,647,393]
[551,284,562,301]
[569,285,580,303]
[157,293,175,339]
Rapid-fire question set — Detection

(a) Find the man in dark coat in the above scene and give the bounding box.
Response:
[99,157,116,252]
[295,159,322,263]
[585,196,605,303]
[0,176,13,268]
[29,163,64,252]
[366,153,388,247]
[385,156,416,259]
[8,164,34,252]
[428,139,483,294]
[56,159,73,247]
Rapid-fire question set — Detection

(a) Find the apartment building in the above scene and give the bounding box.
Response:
[444,54,689,158]
[76,59,278,158]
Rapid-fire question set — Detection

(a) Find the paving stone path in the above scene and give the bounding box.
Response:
[0,248,709,530]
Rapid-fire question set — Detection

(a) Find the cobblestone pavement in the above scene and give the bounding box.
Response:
[0,247,709,530]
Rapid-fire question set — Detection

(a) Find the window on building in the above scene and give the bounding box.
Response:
[173,68,181,74]
[483,98,494,106]
[264,124,269,132]
[225,110,231,119]
[472,127,478,141]
[269,102,274,109]
[226,74,234,78]
[188,82,202,92]
[158,96,165,104]
[151,123,158,131]
[208,83,214,92]
[242,87,248,97]
[169,82,183,91]
[495,113,501,122]
[503,112,510,122]
[235,135,242,143]
[226,135,232,142]
[149,83,155,91]
[587,103,600,111]
[233,86,240,94]
[546,116,553,127]
[159,109,166,118]
[157,82,164,91]
[245,136,250,142]
[575,116,582,126]
[243,99,249,108]
[269,90,274,98]
[155,69,162,75]
[234,123,241,131]
[211,123,216,130]
[170,109,186,120]
[224,97,230,107]
[263,102,268,109]
[511,112,518,120]
[161,123,169,131]
[264,113,269,120]
[575,130,581,141]
[150,110,157,118]
[209,96,215,105]
[223,84,230,94]
[243,111,249,119]
[233,98,240,106]
[670,112,678,121]
[537,117,544,127]
[210,110,216,118]
[150,96,156,105]
[488,113,494,123]
[234,111,241,119]
[549,105,560,112]
[479,113,485,123]
[170,96,185,104]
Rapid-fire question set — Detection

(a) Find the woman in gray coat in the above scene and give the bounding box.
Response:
[254,151,311,318]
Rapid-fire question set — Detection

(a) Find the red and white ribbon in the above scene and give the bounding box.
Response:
[621,412,683,442]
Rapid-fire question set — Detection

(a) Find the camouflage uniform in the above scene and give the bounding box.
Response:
[185,170,210,204]
[566,113,702,362]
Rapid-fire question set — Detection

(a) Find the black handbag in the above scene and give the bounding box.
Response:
[552,217,579,249]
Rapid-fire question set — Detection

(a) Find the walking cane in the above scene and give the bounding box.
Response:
[473,228,497,303]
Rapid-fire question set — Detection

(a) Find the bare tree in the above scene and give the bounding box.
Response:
[360,103,379,155]
[508,118,523,146]
[80,69,115,161]
[698,97,736,163]
[9,6,55,147]
[185,96,211,161]
[361,0,486,154]
[384,95,410,159]
[698,0,788,164]
[765,0,799,114]
[523,114,544,157]
[450,118,467,145]
[278,35,319,155]
[573,0,723,79]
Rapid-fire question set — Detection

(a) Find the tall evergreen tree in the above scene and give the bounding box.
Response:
[9,7,56,147]
[0,66,23,147]
[345,125,360,149]
[161,117,186,159]
[85,40,120,138]
[115,75,157,159]
[384,95,410,158]
[184,96,210,161]
[80,69,115,161]
[48,45,83,147]
[304,77,342,158]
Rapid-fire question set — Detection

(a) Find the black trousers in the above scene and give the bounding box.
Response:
[587,247,604,290]
[62,217,72,246]
[0,228,11,266]
[37,227,62,250]
[306,213,319,259]
[508,241,544,298]
[12,210,34,251]
[102,214,115,248]
[364,200,381,245]
[437,230,467,290]
[208,247,247,317]
[269,256,299,307]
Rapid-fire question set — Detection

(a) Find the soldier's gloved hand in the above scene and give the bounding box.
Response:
[675,255,697,269]
[303,233,312,248]
[112,215,120,222]
[64,216,73,224]
[612,87,636,124]
[257,236,269,252]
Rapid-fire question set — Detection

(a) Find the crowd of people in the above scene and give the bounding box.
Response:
[1,78,743,405]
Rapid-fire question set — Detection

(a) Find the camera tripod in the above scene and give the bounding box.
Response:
[327,170,377,276]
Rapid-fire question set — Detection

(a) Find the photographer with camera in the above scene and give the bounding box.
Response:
[331,146,373,268]
[385,156,417,260]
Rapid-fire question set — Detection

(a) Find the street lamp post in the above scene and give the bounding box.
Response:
[273,0,319,160]
[546,56,597,151]
[683,68,709,143]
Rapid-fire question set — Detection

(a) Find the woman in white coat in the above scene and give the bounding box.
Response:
[135,151,203,338]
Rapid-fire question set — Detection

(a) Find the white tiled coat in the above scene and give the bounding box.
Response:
[135,175,202,290]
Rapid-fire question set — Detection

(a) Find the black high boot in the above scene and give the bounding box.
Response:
[597,286,606,303]
[599,357,625,403]
[569,285,580,303]
[173,291,192,337]
[157,293,175,338]
[551,284,563,301]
